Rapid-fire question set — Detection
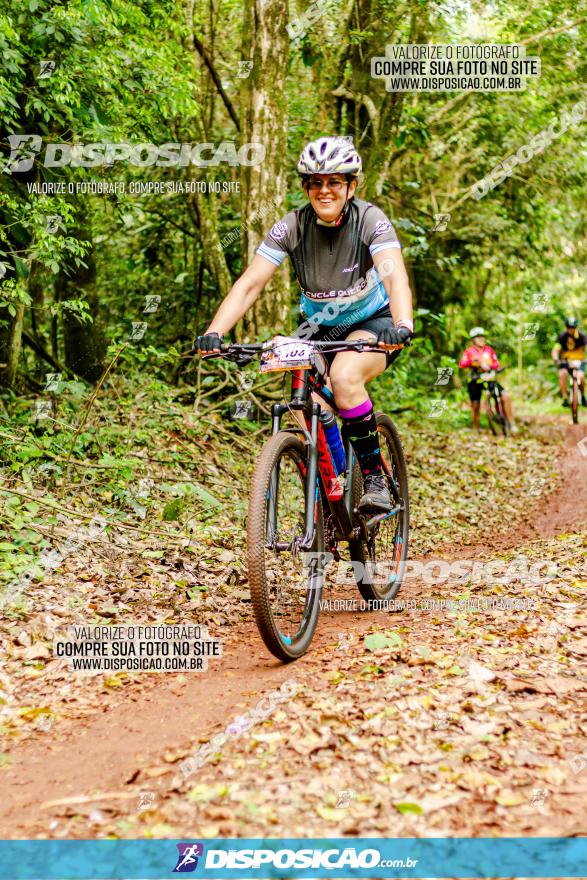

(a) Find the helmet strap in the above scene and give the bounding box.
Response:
[335,181,352,226]
[315,181,353,227]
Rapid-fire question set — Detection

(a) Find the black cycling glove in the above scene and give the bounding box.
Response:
[194,332,223,356]
[377,325,413,347]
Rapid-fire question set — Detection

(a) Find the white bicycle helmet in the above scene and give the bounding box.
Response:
[469,326,486,338]
[297,136,362,176]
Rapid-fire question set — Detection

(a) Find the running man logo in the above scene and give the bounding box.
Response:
[143,294,161,314]
[432,212,451,232]
[4,134,43,173]
[44,372,62,392]
[173,843,205,873]
[130,321,148,341]
[230,399,255,420]
[46,214,61,233]
[434,366,453,385]
[531,292,550,312]
[428,399,447,418]
[38,60,56,79]
[236,61,253,79]
[522,322,539,341]
[336,789,355,808]
[530,788,548,807]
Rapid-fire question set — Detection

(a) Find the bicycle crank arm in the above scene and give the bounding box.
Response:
[365,507,401,529]
[353,506,401,542]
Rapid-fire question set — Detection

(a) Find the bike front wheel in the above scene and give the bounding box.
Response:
[485,399,497,435]
[487,392,509,436]
[348,413,409,604]
[495,395,511,437]
[247,431,325,661]
[571,375,579,424]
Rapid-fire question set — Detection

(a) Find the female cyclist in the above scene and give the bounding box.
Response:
[195,136,414,511]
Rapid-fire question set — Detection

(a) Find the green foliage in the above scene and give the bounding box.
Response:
[0,0,584,413]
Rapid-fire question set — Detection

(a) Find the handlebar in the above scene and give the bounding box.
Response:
[194,338,404,360]
[471,366,505,377]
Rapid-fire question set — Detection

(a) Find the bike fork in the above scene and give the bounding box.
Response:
[300,404,320,552]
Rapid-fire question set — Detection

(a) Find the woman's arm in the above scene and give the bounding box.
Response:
[205,255,279,336]
[372,247,413,329]
[459,349,472,369]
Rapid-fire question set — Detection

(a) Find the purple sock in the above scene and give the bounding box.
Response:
[338,399,373,419]
[339,399,382,477]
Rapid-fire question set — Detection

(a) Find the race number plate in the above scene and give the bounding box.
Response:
[260,336,314,373]
[567,360,582,370]
[480,370,495,380]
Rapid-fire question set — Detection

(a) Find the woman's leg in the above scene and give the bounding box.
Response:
[328,330,387,409]
[471,400,481,431]
[467,379,482,430]
[578,369,586,402]
[328,330,390,510]
[558,367,568,401]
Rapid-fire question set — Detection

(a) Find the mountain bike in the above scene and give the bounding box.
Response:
[472,367,510,437]
[557,359,583,425]
[204,336,409,662]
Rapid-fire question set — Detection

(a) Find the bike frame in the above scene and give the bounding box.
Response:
[487,380,505,412]
[473,369,507,420]
[203,338,402,556]
[270,361,400,553]
[562,361,581,389]
[271,369,354,552]
[560,360,582,421]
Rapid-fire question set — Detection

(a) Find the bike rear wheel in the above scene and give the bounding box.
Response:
[348,413,409,604]
[247,431,325,661]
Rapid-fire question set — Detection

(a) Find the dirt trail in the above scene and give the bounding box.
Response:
[1,423,586,836]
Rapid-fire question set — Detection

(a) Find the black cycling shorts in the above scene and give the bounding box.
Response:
[468,378,504,402]
[297,306,401,369]
[559,360,586,372]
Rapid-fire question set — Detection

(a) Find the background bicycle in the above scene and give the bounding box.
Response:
[557,359,583,425]
[471,367,511,437]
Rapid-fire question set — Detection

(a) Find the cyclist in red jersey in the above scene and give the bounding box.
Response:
[459,327,516,432]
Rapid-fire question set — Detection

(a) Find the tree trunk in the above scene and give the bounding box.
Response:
[55,203,105,383]
[181,1,234,305]
[241,0,290,340]
[187,188,232,298]
[0,302,25,388]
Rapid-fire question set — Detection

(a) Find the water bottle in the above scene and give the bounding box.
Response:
[319,411,346,474]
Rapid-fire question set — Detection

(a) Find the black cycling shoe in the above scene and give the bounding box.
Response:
[562,399,570,407]
[358,472,393,513]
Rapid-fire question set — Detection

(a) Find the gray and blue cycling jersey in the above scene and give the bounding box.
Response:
[256,198,401,327]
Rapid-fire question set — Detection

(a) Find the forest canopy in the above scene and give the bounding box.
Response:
[0,0,585,395]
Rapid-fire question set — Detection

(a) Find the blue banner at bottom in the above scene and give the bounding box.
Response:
[0,837,585,879]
